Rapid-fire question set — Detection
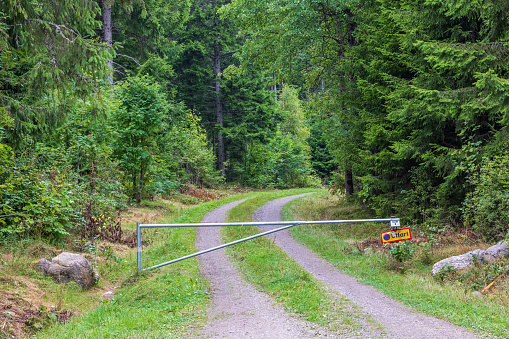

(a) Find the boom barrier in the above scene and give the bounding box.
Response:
[137,218,400,271]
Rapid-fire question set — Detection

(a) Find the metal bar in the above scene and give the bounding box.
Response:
[139,218,399,228]
[137,217,400,271]
[141,223,299,271]
[137,222,141,270]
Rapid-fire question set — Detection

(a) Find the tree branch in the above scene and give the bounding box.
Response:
[117,54,141,66]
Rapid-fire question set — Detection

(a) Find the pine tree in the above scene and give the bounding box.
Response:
[110,0,191,81]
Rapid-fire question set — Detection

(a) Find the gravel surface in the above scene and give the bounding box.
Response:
[189,199,338,338]
[254,193,482,339]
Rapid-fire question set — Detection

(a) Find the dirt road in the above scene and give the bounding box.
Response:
[254,194,481,339]
[190,199,339,338]
[188,194,482,338]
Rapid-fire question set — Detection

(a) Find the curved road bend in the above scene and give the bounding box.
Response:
[190,199,341,338]
[254,193,481,339]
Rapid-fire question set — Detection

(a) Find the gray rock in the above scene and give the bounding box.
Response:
[483,240,509,263]
[471,291,483,298]
[102,291,114,300]
[38,252,98,290]
[432,249,485,275]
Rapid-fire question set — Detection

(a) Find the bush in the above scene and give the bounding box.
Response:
[242,135,320,188]
[463,153,509,239]
[388,241,415,262]
[0,142,127,242]
[0,152,86,241]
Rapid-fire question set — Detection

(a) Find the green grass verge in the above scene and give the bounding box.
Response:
[37,192,260,339]
[222,188,382,336]
[284,192,509,338]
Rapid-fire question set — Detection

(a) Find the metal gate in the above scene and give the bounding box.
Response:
[136,217,400,271]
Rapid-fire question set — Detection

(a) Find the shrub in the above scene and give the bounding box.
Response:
[0,153,86,241]
[388,241,415,262]
[463,153,509,239]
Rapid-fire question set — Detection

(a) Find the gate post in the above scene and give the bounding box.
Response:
[137,222,141,270]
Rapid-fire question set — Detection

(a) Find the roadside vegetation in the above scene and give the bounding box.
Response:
[284,192,509,338]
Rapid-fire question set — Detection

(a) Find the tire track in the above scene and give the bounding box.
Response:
[190,199,337,338]
[254,193,481,339]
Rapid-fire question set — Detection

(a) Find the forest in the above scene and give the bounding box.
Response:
[1,0,509,242]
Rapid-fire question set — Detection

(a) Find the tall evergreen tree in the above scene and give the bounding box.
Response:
[0,0,113,148]
[110,0,191,81]
[175,0,277,178]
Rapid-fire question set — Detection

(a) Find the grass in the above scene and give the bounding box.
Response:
[284,191,509,338]
[0,191,264,339]
[7,187,504,338]
[35,192,268,338]
[0,237,135,339]
[222,188,383,336]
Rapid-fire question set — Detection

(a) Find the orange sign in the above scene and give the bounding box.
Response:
[381,227,412,244]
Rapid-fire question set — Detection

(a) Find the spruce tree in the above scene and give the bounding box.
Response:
[1,0,113,148]
[175,0,278,179]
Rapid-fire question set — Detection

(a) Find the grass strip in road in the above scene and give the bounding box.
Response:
[223,188,382,336]
[38,193,259,339]
[283,191,509,338]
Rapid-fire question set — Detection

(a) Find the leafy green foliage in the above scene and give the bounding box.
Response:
[112,0,191,79]
[1,0,113,148]
[308,118,336,182]
[157,110,219,188]
[242,135,318,188]
[388,242,415,263]
[112,76,169,202]
[0,149,86,241]
[236,86,319,188]
[463,153,509,239]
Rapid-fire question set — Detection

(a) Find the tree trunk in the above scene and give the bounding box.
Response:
[214,39,225,177]
[132,171,137,202]
[139,166,145,203]
[339,10,356,195]
[100,0,113,82]
[345,170,353,195]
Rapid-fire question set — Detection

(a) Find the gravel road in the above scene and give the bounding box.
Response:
[189,199,339,338]
[254,193,482,339]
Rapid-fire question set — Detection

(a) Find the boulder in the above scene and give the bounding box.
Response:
[482,241,509,263]
[102,291,114,301]
[471,291,483,298]
[432,249,485,275]
[39,252,98,290]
